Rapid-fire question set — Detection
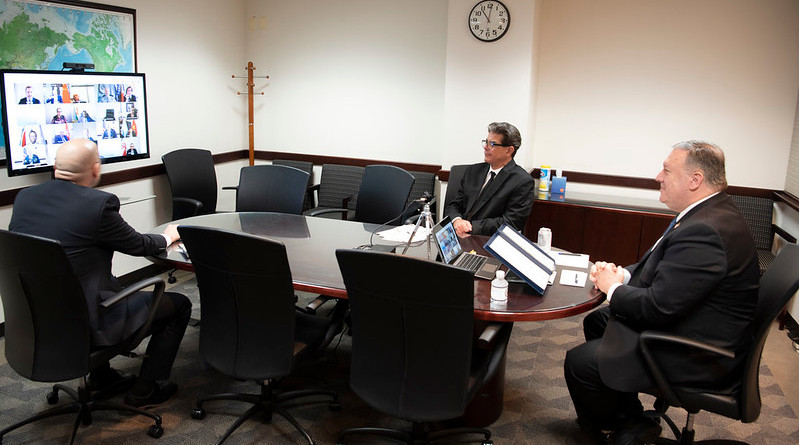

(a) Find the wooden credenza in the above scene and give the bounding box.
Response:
[524,192,676,265]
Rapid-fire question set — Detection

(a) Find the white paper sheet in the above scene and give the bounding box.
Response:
[377,224,431,242]
[559,269,588,287]
[555,252,590,268]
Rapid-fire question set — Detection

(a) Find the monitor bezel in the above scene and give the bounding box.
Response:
[0,68,150,177]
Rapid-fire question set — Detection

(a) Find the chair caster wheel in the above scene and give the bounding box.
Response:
[148,424,164,438]
[191,407,206,419]
[167,275,177,284]
[329,401,342,411]
[46,390,59,404]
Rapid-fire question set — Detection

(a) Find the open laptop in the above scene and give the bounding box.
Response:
[432,216,501,280]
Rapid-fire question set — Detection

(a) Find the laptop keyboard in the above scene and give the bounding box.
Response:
[454,253,487,273]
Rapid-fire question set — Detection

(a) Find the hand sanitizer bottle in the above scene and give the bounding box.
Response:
[491,270,509,302]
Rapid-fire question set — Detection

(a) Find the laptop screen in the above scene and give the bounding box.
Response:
[433,217,462,264]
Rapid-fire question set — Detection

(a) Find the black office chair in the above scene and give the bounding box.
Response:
[161,148,219,220]
[0,230,166,444]
[640,243,799,445]
[729,194,780,275]
[400,170,437,224]
[335,249,511,445]
[309,164,415,225]
[162,148,221,285]
[443,164,469,210]
[178,226,342,445]
[273,159,315,211]
[231,164,310,214]
[304,164,365,220]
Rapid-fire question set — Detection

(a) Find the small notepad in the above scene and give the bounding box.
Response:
[559,269,587,287]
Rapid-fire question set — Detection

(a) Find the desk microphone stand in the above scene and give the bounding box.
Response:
[401,202,434,259]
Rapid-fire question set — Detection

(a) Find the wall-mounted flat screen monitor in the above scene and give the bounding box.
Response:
[0,69,149,176]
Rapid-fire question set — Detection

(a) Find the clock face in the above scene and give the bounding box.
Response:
[468,1,510,42]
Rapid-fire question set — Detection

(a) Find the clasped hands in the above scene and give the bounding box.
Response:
[589,260,624,295]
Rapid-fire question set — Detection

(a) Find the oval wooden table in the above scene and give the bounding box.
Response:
[149,212,605,426]
[150,212,605,321]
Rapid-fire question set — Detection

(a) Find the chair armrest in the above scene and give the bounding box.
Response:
[101,276,166,348]
[473,322,513,391]
[477,322,503,348]
[639,330,735,407]
[172,197,203,219]
[303,295,336,315]
[306,208,350,220]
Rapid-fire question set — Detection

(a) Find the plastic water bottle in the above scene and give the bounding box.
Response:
[491,270,509,302]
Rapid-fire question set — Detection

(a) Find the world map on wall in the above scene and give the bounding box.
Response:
[0,0,136,160]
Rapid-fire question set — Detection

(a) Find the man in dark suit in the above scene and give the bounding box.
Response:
[18,86,40,104]
[444,122,535,237]
[564,141,760,444]
[9,139,192,408]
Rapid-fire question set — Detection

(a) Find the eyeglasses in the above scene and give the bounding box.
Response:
[482,140,509,149]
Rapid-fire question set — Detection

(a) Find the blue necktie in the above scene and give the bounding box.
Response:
[650,217,677,252]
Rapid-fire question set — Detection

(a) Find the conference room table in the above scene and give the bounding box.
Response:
[149,212,605,322]
[149,212,605,426]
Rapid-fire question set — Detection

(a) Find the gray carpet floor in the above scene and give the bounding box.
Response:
[0,277,797,444]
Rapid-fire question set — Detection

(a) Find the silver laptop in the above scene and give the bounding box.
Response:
[432,216,501,280]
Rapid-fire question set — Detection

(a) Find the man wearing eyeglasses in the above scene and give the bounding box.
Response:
[444,121,535,237]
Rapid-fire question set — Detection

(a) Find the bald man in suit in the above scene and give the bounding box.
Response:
[10,139,191,408]
[564,141,759,445]
[444,121,535,237]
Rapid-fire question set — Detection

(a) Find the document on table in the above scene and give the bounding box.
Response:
[560,269,588,287]
[554,252,590,268]
[376,224,431,242]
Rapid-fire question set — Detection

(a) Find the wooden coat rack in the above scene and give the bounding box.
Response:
[233,61,268,165]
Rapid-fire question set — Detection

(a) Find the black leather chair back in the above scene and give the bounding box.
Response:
[443,164,469,210]
[400,170,437,223]
[741,243,798,421]
[178,226,296,380]
[0,230,91,382]
[162,148,218,219]
[354,165,415,225]
[235,164,310,214]
[336,249,474,421]
[273,159,315,210]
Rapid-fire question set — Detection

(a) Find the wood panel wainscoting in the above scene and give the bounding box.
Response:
[0,153,795,265]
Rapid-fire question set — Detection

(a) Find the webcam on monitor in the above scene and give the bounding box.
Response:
[62,62,95,72]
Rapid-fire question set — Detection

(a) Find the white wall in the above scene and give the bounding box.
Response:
[245,0,449,164]
[531,0,799,188]
[442,0,538,168]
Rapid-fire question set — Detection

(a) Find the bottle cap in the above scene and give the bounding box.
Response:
[495,270,505,280]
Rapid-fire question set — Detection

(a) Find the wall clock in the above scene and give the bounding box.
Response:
[468,0,510,42]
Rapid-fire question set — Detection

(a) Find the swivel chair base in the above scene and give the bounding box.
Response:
[646,403,749,445]
[337,422,493,445]
[0,378,163,445]
[191,380,340,445]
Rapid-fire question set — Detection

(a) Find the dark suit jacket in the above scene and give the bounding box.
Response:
[10,179,168,346]
[444,159,535,235]
[19,97,40,104]
[597,192,760,392]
